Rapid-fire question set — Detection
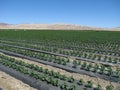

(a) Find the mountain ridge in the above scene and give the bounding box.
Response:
[0,23,120,31]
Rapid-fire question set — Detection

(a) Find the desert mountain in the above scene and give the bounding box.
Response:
[0,23,120,31]
[0,23,10,26]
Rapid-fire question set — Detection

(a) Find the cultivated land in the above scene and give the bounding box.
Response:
[0,30,120,90]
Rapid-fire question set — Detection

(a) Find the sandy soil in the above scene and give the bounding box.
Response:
[0,70,36,90]
[0,53,120,90]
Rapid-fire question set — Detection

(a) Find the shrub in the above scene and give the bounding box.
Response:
[68,76,74,83]
[94,84,102,90]
[106,85,114,90]
[60,82,68,90]
[85,80,93,88]
[78,79,84,85]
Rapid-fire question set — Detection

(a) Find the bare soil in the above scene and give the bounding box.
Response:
[0,70,36,90]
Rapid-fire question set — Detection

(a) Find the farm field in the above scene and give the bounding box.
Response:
[0,30,120,90]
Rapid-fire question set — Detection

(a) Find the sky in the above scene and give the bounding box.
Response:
[0,0,120,28]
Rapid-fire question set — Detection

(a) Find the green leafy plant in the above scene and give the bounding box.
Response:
[78,79,84,85]
[106,85,114,90]
[68,76,74,83]
[85,80,93,88]
[95,84,102,90]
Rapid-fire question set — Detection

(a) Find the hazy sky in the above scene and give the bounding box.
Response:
[0,0,120,27]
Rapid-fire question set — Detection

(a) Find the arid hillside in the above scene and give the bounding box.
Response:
[0,23,120,31]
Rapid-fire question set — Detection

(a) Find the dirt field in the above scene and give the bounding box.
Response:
[0,70,36,90]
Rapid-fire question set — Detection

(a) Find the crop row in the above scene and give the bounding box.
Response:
[0,35,119,53]
[1,39,120,56]
[0,45,119,82]
[0,39,120,57]
[0,42,120,65]
[0,54,107,90]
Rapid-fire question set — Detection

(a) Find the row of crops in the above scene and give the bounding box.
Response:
[1,41,120,65]
[0,39,120,56]
[0,54,109,90]
[0,30,120,90]
[0,41,119,83]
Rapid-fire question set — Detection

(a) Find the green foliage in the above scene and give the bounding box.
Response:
[86,80,93,88]
[60,82,68,90]
[78,79,84,85]
[0,30,119,90]
[0,30,120,42]
[68,76,74,83]
[106,85,114,90]
[81,62,87,69]
[95,84,102,90]
[70,84,77,90]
